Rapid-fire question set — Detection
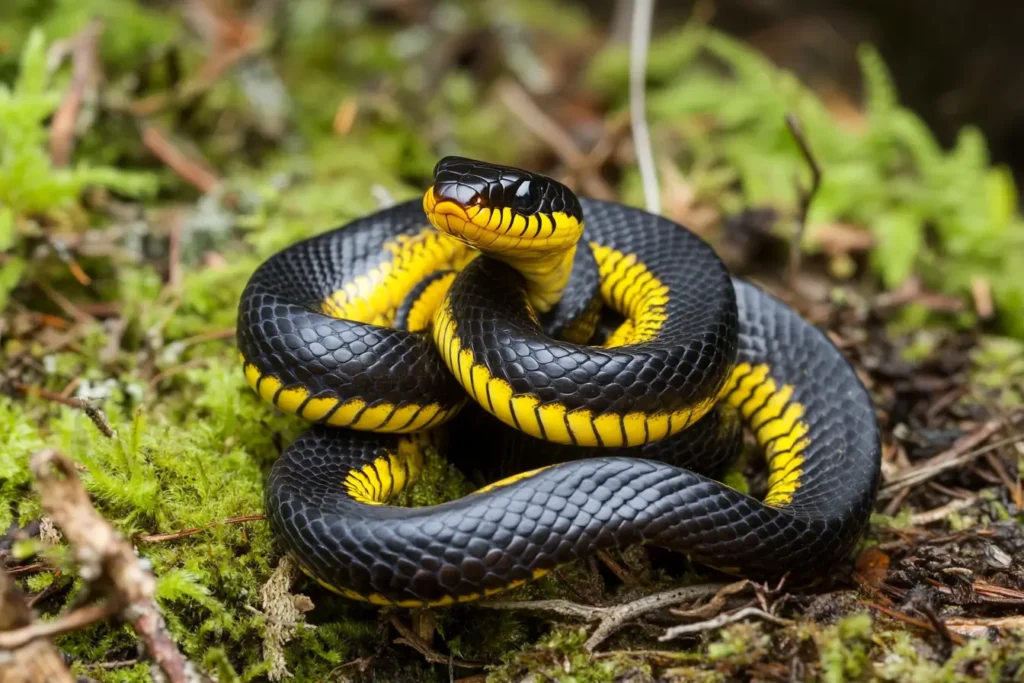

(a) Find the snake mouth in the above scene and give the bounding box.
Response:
[423,183,582,256]
[422,189,490,248]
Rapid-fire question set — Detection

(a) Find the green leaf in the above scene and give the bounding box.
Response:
[14,28,47,96]
[0,257,26,313]
[871,210,922,288]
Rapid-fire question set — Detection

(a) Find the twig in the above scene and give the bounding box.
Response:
[495,80,616,200]
[38,281,95,325]
[784,113,823,288]
[47,237,93,286]
[909,497,977,526]
[169,327,236,351]
[11,381,115,439]
[629,0,659,214]
[477,597,604,621]
[659,606,794,641]
[0,601,118,650]
[136,514,265,544]
[670,580,751,619]
[859,601,966,645]
[141,124,221,194]
[12,381,82,409]
[49,20,103,167]
[495,79,582,167]
[595,550,638,585]
[481,583,726,651]
[89,659,140,671]
[983,452,1022,510]
[28,450,209,682]
[388,615,482,669]
[0,567,74,682]
[879,421,1019,498]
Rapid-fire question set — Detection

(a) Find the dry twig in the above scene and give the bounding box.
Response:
[24,449,209,682]
[49,19,103,167]
[495,79,617,200]
[670,580,751,619]
[784,113,823,288]
[137,514,265,543]
[0,601,119,650]
[141,124,221,194]
[879,420,1019,498]
[0,566,74,683]
[389,614,482,669]
[659,606,795,641]
[860,601,966,646]
[12,381,115,438]
[481,582,726,651]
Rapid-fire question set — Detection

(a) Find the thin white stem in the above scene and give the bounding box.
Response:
[629,0,660,215]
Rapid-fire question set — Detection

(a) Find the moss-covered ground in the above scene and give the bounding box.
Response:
[1,2,1022,681]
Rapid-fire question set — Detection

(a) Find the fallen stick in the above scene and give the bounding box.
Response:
[20,449,209,682]
[0,567,75,683]
[480,582,728,651]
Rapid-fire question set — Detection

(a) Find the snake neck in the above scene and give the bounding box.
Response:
[495,245,577,315]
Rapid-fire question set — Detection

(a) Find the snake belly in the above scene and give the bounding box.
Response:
[240,173,881,607]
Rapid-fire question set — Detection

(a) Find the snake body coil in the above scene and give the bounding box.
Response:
[237,157,881,606]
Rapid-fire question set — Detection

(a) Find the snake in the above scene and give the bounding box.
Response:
[236,156,881,607]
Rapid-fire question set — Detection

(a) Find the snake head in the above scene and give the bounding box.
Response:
[423,156,584,255]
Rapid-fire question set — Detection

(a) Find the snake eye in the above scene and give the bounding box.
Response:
[512,180,542,214]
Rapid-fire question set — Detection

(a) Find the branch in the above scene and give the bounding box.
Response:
[0,567,75,683]
[388,615,483,669]
[784,113,823,288]
[28,449,210,683]
[630,0,660,214]
[0,601,118,650]
[879,420,1018,498]
[480,582,728,651]
[49,19,104,167]
[659,606,794,641]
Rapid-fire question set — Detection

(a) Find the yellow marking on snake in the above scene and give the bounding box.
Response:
[240,358,456,432]
[320,228,474,325]
[718,362,810,506]
[589,243,668,343]
[405,272,458,332]
[432,303,715,447]
[474,466,552,494]
[342,436,425,506]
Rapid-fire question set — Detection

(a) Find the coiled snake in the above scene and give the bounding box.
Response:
[237,157,881,606]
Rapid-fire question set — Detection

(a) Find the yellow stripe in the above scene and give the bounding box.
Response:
[474,466,551,494]
[341,435,426,506]
[589,242,668,343]
[405,272,458,332]
[718,362,810,506]
[432,303,715,447]
[240,357,457,432]
[320,227,473,325]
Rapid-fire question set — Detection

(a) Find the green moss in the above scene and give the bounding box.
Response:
[0,397,46,529]
[876,631,1024,682]
[706,621,771,669]
[817,612,874,683]
[488,625,653,683]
